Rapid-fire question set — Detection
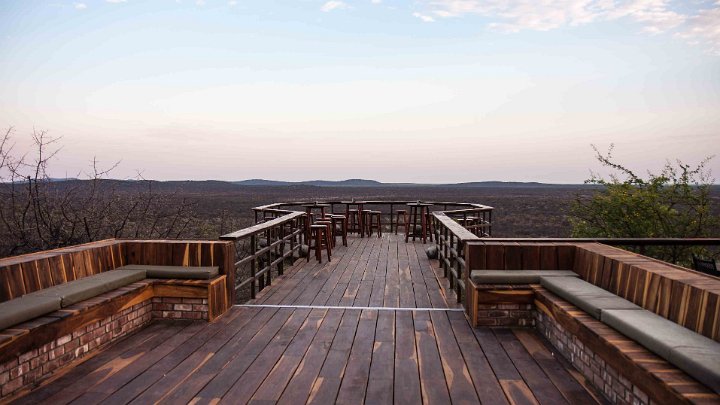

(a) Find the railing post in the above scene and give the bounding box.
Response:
[456,239,463,302]
[250,234,257,299]
[290,219,297,261]
[266,229,272,288]
[278,223,285,276]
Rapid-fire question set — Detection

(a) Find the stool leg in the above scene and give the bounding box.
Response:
[315,230,322,262]
[342,219,348,246]
[325,230,332,261]
[405,209,411,243]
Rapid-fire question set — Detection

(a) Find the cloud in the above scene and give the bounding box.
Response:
[74,2,87,9]
[422,0,719,53]
[321,1,348,12]
[371,0,382,3]
[106,0,127,3]
[228,0,237,6]
[675,6,720,54]
[413,12,435,22]
[196,0,206,5]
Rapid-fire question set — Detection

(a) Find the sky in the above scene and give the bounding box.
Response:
[0,0,719,184]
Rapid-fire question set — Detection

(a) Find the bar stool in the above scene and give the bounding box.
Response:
[330,214,348,247]
[315,219,334,248]
[361,210,373,236]
[347,209,361,234]
[309,224,332,262]
[405,203,432,243]
[394,209,407,235]
[424,211,434,242]
[367,211,382,237]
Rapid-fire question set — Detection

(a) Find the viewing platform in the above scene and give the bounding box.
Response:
[10,234,600,404]
[1,200,719,404]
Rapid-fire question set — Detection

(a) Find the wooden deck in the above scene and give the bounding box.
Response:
[14,234,601,405]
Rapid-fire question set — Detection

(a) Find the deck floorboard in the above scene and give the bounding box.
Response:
[17,234,600,405]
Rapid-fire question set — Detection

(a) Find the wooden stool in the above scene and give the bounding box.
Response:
[405,203,431,243]
[315,220,334,248]
[330,215,348,247]
[361,210,373,236]
[394,209,407,234]
[367,211,382,237]
[347,209,361,234]
[424,211,434,242]
[309,224,331,262]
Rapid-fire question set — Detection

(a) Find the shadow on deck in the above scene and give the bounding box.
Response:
[15,234,601,405]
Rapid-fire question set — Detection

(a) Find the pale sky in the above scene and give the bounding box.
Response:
[1,0,719,183]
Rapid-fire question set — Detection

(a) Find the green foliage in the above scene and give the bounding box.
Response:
[570,145,718,264]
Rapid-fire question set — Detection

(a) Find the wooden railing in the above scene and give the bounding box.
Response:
[220,212,305,300]
[433,212,478,307]
[256,200,493,233]
[222,200,494,303]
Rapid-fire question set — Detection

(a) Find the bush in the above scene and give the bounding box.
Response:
[570,145,718,264]
[0,127,198,257]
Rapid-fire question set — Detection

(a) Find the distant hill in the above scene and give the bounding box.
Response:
[233,179,591,188]
[234,179,383,187]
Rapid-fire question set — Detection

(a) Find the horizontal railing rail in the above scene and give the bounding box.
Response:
[466,237,720,245]
[256,200,493,234]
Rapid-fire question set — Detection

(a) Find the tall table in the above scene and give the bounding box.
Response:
[405,202,434,243]
[341,201,366,237]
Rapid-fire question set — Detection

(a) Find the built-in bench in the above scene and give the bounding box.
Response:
[0,239,234,400]
[0,265,220,331]
[465,242,720,404]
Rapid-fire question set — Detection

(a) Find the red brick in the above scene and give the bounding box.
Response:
[1,375,23,397]
[182,298,204,304]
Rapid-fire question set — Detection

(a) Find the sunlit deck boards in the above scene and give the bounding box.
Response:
[15,234,600,405]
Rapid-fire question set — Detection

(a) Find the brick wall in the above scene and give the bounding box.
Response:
[151,297,209,321]
[476,303,535,327]
[0,300,152,399]
[0,296,212,401]
[535,310,650,405]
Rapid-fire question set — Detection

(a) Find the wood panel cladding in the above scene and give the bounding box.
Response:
[0,239,235,305]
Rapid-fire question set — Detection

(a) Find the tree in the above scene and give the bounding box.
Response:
[0,127,198,257]
[570,145,718,264]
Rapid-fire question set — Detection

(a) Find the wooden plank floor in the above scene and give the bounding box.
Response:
[15,234,601,405]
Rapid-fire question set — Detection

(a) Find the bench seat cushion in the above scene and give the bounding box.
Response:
[34,269,147,307]
[540,276,640,319]
[603,309,720,393]
[0,295,62,330]
[470,270,578,284]
[118,265,219,280]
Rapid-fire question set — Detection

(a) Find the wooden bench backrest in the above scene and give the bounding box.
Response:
[466,242,577,272]
[573,243,720,342]
[0,239,236,304]
[0,240,126,302]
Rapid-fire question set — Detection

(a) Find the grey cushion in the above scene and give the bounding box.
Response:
[471,270,578,284]
[0,295,62,330]
[603,309,720,393]
[669,345,720,393]
[118,265,219,280]
[540,277,640,319]
[34,269,146,307]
